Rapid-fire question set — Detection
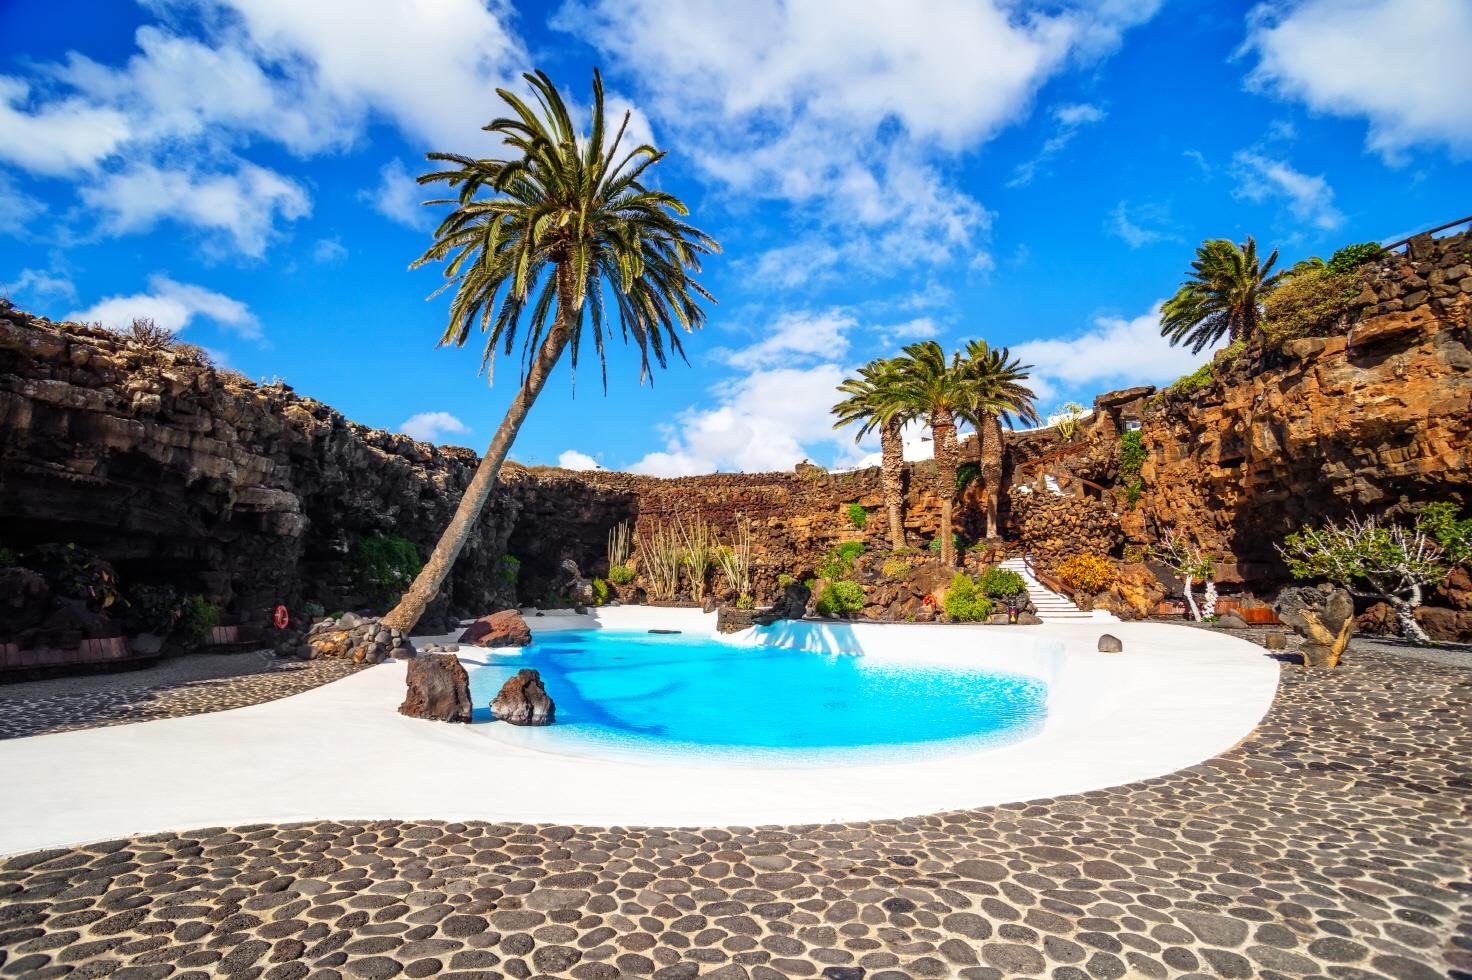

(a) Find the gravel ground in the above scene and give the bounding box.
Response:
[1,647,1469,979]
[0,651,364,740]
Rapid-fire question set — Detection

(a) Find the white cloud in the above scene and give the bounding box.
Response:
[1008,102,1107,187]
[716,308,858,370]
[312,237,347,263]
[1244,0,1472,161]
[361,159,428,229]
[1231,151,1344,230]
[2,268,77,304]
[560,0,1157,273]
[557,450,602,470]
[78,161,310,257]
[1014,302,1215,402]
[0,77,132,175]
[0,173,46,235]
[1109,200,1176,248]
[399,411,470,444]
[67,274,259,338]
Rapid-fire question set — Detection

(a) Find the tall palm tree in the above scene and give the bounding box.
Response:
[1160,236,1285,353]
[887,341,972,566]
[962,340,1039,540]
[381,69,718,632]
[833,358,909,549]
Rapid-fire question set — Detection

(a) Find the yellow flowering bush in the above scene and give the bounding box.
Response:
[1055,553,1115,593]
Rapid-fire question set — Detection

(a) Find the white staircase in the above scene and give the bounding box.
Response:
[998,556,1119,623]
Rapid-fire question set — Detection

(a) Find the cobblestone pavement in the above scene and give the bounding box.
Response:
[0,658,365,740]
[2,650,1469,980]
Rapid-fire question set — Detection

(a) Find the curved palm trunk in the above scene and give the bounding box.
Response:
[932,408,958,566]
[382,271,574,633]
[879,417,905,550]
[980,412,1003,540]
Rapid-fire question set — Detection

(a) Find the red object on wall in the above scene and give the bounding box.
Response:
[273,605,290,629]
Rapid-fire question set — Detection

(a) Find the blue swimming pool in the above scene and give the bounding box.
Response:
[466,629,1047,766]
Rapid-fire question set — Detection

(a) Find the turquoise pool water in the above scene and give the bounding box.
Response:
[466,629,1047,766]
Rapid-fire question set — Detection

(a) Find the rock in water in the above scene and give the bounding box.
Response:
[1276,584,1354,668]
[753,582,812,625]
[491,668,555,725]
[459,609,532,648]
[1097,633,1123,653]
[398,654,472,723]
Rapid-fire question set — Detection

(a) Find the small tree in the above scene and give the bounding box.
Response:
[1151,530,1215,621]
[1278,507,1468,644]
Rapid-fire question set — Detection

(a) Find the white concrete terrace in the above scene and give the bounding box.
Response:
[0,609,1278,856]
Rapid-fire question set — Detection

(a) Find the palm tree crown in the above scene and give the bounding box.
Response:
[415,68,718,387]
[1160,236,1285,354]
[834,358,910,549]
[961,340,1039,429]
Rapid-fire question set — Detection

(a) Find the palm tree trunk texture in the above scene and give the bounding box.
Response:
[381,273,575,633]
[932,409,958,566]
[980,412,1003,540]
[879,417,905,550]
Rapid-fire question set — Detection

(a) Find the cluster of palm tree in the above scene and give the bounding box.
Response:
[381,69,717,633]
[1160,236,1285,353]
[833,341,1038,566]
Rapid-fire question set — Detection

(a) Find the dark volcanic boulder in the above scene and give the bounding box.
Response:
[398,653,472,723]
[491,668,555,725]
[459,609,532,647]
[1276,584,1354,668]
[754,582,811,625]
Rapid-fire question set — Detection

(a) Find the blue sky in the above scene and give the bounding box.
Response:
[2,0,1469,475]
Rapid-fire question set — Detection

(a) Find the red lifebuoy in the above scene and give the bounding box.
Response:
[273,605,290,629]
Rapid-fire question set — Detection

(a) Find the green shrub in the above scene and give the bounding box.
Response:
[802,577,817,592]
[736,593,754,610]
[177,594,220,648]
[942,574,993,622]
[353,534,422,605]
[1262,266,1363,350]
[1123,478,1145,508]
[955,462,982,493]
[607,562,635,585]
[0,545,15,567]
[816,541,865,580]
[499,554,522,585]
[304,601,326,620]
[1117,430,1146,480]
[592,578,609,605]
[1163,361,1215,399]
[977,568,1026,600]
[1327,241,1383,274]
[777,573,796,587]
[1215,337,1248,370]
[846,503,868,528]
[815,580,865,616]
[928,532,961,554]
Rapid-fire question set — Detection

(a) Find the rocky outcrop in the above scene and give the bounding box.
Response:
[753,581,811,625]
[491,668,555,725]
[303,613,414,664]
[1007,489,1122,566]
[398,653,472,723]
[1091,563,1168,621]
[459,610,532,648]
[1276,585,1355,668]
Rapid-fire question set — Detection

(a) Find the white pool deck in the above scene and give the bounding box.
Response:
[0,609,1279,856]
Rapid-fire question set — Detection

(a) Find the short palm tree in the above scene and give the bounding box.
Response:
[887,341,973,566]
[381,69,718,632]
[1161,236,1285,353]
[833,358,909,549]
[962,340,1039,540]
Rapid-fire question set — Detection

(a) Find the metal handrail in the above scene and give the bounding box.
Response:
[1021,551,1075,602]
[1383,214,1472,252]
